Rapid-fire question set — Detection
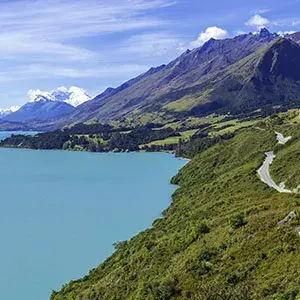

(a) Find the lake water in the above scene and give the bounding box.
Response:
[0,132,186,300]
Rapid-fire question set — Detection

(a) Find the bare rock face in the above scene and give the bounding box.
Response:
[295,227,300,235]
[277,211,297,226]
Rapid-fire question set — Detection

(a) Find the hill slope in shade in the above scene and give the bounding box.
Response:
[186,37,300,115]
[287,31,300,44]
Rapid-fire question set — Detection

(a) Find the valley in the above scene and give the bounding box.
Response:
[2,28,300,300]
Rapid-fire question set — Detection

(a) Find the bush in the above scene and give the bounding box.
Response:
[229,214,246,229]
[198,223,210,234]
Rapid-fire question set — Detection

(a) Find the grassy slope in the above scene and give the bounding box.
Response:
[261,110,300,190]
[209,120,258,136]
[141,130,198,147]
[51,125,300,300]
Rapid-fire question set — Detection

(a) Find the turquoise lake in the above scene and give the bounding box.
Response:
[0,132,186,300]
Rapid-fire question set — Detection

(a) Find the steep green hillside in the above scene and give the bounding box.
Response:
[51,122,300,300]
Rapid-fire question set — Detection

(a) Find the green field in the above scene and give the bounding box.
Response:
[209,119,258,136]
[140,129,198,147]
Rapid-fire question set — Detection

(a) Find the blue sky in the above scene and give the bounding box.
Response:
[0,0,300,108]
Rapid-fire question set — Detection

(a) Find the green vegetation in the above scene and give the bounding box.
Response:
[210,119,258,136]
[0,114,265,155]
[141,130,198,148]
[163,89,213,112]
[3,108,300,299]
[0,124,179,152]
[50,116,300,300]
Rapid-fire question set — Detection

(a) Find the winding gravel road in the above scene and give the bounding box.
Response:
[257,132,292,194]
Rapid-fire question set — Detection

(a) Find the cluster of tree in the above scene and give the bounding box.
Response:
[0,131,71,149]
[175,132,235,158]
[140,143,177,152]
[64,121,164,135]
[0,123,238,158]
[0,124,178,153]
[62,136,105,153]
[64,123,115,134]
[108,127,177,151]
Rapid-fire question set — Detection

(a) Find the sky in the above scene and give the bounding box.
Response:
[0,0,300,108]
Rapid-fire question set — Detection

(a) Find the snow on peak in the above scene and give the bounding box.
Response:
[65,86,90,107]
[28,89,54,102]
[0,105,21,116]
[27,86,91,107]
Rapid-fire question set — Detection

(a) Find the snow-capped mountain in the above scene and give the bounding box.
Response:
[28,86,91,107]
[65,87,91,107]
[3,100,75,122]
[2,86,91,122]
[0,105,21,117]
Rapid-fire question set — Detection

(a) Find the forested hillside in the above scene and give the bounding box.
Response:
[51,113,300,300]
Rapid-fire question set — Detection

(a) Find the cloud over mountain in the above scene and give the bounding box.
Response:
[189,26,229,48]
[245,14,270,29]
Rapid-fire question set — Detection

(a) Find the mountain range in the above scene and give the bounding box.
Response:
[65,28,280,123]
[2,28,300,129]
[47,29,300,127]
[2,86,91,122]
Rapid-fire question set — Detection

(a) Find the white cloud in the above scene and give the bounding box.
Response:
[292,20,300,26]
[0,64,150,83]
[255,9,271,14]
[245,14,270,29]
[235,30,247,36]
[0,0,173,61]
[0,32,96,61]
[189,26,229,48]
[277,30,296,36]
[30,64,150,79]
[122,33,184,56]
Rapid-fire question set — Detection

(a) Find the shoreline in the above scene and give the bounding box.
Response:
[0,144,192,160]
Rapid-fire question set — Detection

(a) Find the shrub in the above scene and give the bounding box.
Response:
[198,223,210,234]
[229,214,246,229]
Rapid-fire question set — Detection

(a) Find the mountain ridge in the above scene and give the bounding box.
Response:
[59,29,279,124]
